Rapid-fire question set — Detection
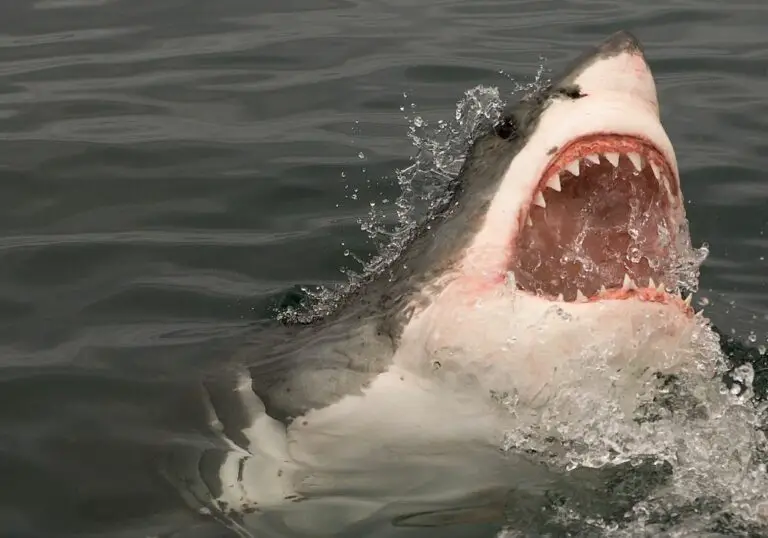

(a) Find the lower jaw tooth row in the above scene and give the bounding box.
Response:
[555,286,693,306]
[507,272,693,306]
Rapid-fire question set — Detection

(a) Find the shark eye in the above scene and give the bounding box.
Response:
[494,115,518,140]
[559,85,585,99]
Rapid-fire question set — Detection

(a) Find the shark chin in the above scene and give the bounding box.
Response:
[168,31,719,537]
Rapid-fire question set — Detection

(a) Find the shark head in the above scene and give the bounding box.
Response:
[467,31,685,304]
[393,31,708,401]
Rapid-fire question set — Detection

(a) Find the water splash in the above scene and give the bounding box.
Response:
[278,75,547,324]
[497,320,768,536]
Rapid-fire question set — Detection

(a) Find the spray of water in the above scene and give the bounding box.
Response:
[278,71,550,324]
[493,311,768,536]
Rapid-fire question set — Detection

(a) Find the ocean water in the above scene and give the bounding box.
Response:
[0,0,767,537]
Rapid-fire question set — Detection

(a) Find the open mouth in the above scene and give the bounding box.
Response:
[510,134,691,310]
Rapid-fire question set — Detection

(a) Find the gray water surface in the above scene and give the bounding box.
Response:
[0,1,766,537]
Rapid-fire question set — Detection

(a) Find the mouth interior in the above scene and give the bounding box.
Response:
[512,135,681,302]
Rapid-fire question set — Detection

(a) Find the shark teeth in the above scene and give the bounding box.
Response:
[523,276,694,309]
[530,148,675,225]
[564,160,580,176]
[622,273,637,291]
[545,174,562,192]
[525,279,693,308]
[650,161,661,179]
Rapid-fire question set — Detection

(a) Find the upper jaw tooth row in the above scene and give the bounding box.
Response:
[528,151,672,216]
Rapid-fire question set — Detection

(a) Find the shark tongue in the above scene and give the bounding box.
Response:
[511,141,677,302]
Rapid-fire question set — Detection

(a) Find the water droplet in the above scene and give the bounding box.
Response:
[748,332,757,343]
[413,116,424,127]
[358,152,365,159]
[698,297,710,307]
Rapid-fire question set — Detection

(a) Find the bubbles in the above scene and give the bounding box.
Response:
[731,363,755,394]
[672,239,709,293]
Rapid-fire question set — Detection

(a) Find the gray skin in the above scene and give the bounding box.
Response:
[205,31,651,429]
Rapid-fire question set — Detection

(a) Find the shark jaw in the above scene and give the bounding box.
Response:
[460,32,693,315]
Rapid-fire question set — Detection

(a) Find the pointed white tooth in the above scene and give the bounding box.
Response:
[627,152,642,172]
[576,289,587,302]
[556,293,564,302]
[648,277,656,289]
[545,174,562,192]
[533,191,546,208]
[564,160,580,176]
[599,284,607,294]
[526,215,533,226]
[660,173,675,203]
[605,152,620,167]
[650,161,661,180]
[683,294,692,307]
[622,274,636,291]
[657,282,665,292]
[585,154,600,165]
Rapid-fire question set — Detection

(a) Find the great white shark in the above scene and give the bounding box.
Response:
[171,31,723,536]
